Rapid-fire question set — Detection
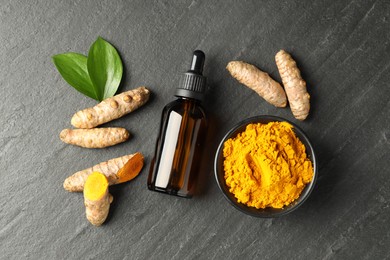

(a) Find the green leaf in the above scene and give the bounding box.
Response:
[52,53,100,101]
[87,37,123,101]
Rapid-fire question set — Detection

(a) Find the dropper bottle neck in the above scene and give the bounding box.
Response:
[175,50,207,101]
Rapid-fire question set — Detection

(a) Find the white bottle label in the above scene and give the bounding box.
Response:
[155,111,182,188]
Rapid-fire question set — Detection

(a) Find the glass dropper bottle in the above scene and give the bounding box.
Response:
[147,50,208,198]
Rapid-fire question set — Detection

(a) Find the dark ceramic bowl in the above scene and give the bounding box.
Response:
[214,115,318,217]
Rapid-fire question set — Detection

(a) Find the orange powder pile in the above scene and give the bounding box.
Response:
[223,122,313,209]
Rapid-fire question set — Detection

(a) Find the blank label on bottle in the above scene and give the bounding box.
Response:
[155,111,182,188]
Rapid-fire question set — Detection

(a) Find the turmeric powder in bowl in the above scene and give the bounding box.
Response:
[223,121,313,209]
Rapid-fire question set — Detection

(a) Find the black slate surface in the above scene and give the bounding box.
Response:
[1,0,389,259]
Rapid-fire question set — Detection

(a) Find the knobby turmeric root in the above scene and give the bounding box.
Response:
[83,172,113,226]
[59,127,130,148]
[275,50,310,120]
[64,152,144,192]
[71,86,150,129]
[226,61,287,107]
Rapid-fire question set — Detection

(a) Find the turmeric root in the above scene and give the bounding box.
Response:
[59,127,130,148]
[226,61,287,107]
[84,172,113,226]
[71,86,150,129]
[275,50,310,120]
[64,152,144,192]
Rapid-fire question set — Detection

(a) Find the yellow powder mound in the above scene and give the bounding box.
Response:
[223,122,313,209]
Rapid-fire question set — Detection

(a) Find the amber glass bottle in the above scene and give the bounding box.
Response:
[148,50,208,198]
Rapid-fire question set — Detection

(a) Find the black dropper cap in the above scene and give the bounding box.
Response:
[175,50,207,101]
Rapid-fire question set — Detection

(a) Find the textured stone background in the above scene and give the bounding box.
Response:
[1,0,389,259]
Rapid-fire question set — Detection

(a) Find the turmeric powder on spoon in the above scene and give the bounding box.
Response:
[223,121,313,209]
